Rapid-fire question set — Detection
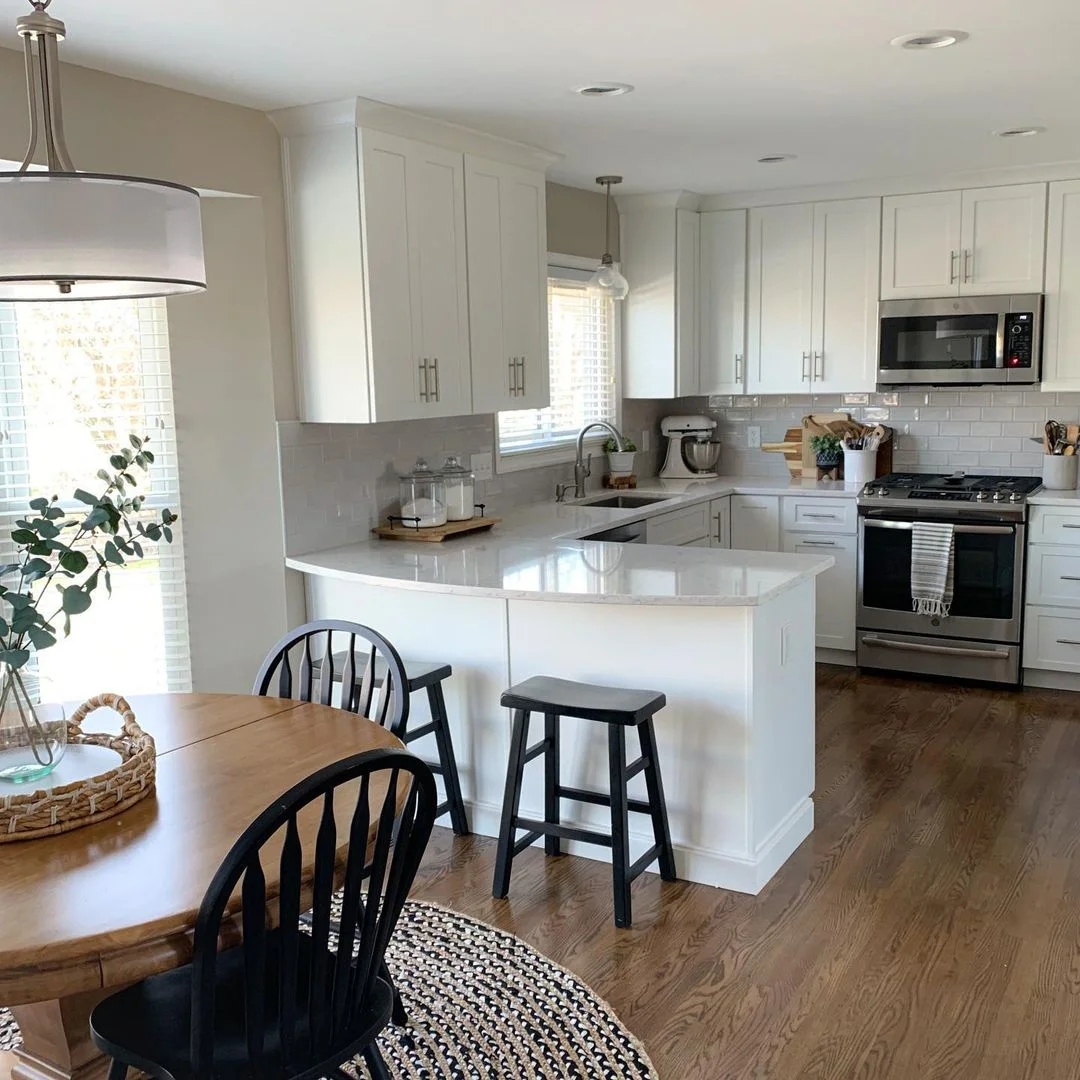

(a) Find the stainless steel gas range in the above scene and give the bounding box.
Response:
[857,472,1043,686]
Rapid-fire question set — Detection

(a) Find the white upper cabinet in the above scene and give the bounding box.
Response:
[747,203,814,394]
[810,197,881,393]
[620,197,701,398]
[699,210,747,395]
[748,198,879,395]
[465,156,549,413]
[881,183,1046,299]
[1042,180,1080,391]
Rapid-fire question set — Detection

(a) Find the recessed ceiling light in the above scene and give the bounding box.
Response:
[574,83,634,97]
[757,154,796,164]
[891,30,969,50]
[995,126,1046,138]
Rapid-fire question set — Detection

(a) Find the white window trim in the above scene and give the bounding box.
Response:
[496,252,623,475]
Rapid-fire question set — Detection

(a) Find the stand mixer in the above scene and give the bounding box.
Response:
[659,415,721,479]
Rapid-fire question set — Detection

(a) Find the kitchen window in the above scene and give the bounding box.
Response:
[0,298,191,698]
[496,254,620,471]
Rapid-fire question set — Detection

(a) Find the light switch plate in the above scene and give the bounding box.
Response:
[641,428,651,453]
[748,425,761,449]
[471,451,493,481]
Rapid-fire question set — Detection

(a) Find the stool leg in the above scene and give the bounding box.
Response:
[426,682,470,836]
[608,723,632,928]
[639,718,677,881]
[493,709,531,899]
[544,712,561,856]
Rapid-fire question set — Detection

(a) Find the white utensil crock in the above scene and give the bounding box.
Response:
[1043,454,1079,490]
[843,447,877,487]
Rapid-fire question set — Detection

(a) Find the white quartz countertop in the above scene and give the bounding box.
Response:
[287,475,840,606]
[1030,489,1080,507]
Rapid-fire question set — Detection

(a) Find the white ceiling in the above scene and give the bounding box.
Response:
[21,0,1080,194]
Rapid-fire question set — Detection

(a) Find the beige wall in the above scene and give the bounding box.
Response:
[546,181,620,260]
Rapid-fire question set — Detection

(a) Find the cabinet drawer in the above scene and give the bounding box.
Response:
[1029,506,1080,546]
[782,496,856,534]
[730,495,780,552]
[1026,547,1080,608]
[645,504,710,547]
[782,532,857,651]
[1024,606,1080,672]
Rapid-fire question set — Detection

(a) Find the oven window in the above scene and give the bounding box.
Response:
[880,313,998,372]
[862,525,1015,620]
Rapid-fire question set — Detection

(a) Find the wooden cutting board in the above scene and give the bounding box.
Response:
[801,413,855,475]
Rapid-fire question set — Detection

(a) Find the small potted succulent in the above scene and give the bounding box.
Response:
[605,436,637,477]
[810,433,843,471]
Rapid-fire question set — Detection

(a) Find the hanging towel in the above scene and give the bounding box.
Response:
[910,521,954,618]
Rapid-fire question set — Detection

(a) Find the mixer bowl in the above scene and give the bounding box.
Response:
[683,439,721,473]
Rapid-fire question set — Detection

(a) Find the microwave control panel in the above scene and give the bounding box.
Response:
[1004,312,1035,368]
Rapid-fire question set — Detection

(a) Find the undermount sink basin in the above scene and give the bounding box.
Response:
[580,493,673,509]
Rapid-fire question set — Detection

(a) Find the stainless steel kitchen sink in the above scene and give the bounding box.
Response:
[580,493,673,509]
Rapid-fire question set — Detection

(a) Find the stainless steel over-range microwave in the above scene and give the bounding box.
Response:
[877,293,1043,387]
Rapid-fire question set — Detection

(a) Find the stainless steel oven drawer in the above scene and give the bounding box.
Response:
[857,631,1020,685]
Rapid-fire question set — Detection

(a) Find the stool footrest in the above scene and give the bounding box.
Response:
[514,817,613,849]
[523,740,549,764]
[512,829,544,855]
[402,721,438,743]
[629,843,662,882]
[625,755,648,780]
[558,785,609,808]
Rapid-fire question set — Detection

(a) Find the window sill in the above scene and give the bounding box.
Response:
[496,436,607,475]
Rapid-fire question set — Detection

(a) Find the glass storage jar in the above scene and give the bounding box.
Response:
[399,458,447,528]
[441,455,476,521]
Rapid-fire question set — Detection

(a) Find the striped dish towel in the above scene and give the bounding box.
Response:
[910,521,954,618]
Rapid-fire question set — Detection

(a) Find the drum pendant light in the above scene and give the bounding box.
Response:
[0,1,206,301]
[587,175,630,300]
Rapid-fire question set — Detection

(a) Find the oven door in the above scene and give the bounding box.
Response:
[857,515,1024,643]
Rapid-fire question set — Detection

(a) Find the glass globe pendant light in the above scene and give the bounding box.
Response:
[0,0,206,301]
[587,175,630,300]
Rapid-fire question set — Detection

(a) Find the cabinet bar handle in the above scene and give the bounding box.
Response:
[949,249,959,284]
[431,357,440,402]
[802,351,811,381]
[814,351,824,381]
[800,540,836,547]
[419,359,430,402]
[1063,524,1080,529]
[964,248,973,283]
[508,357,517,396]
[1056,639,1080,647]
[802,513,838,519]
[735,353,743,382]
[518,356,526,396]
[1061,576,1080,582]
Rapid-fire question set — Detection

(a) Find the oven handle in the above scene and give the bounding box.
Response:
[861,519,1015,536]
[860,635,1012,661]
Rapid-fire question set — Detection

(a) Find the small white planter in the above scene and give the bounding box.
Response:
[607,451,636,476]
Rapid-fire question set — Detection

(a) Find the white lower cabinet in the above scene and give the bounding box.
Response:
[710,497,731,549]
[730,495,780,552]
[1024,506,1080,673]
[645,504,711,546]
[782,532,857,651]
[1024,608,1080,674]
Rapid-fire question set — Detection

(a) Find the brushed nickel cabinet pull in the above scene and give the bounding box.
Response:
[802,351,811,381]
[949,249,959,284]
[518,356,526,396]
[431,357,440,402]
[508,357,518,396]
[814,351,824,381]
[1061,576,1080,582]
[735,353,743,382]
[963,248,973,283]
[1056,639,1080,647]
[419,359,430,402]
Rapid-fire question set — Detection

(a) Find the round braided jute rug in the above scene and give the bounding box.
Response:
[0,900,658,1080]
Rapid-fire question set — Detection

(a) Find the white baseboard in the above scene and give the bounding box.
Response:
[817,648,856,667]
[1023,668,1080,691]
[466,795,814,895]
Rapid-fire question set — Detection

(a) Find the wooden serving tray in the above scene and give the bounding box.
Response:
[374,516,500,543]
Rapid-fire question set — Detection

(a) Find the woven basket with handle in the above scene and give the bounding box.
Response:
[0,693,156,843]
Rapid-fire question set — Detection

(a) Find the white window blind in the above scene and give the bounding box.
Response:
[498,265,618,455]
[0,298,192,697]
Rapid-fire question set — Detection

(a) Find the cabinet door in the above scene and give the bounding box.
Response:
[465,157,549,412]
[359,131,421,420]
[730,495,780,551]
[410,143,472,417]
[675,209,701,396]
[747,204,814,394]
[783,532,856,650]
[810,198,880,393]
[709,497,731,549]
[880,191,962,299]
[1043,180,1080,391]
[960,184,1047,295]
[699,210,747,395]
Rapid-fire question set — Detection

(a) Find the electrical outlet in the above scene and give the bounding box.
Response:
[640,429,651,453]
[747,425,761,449]
[471,451,493,481]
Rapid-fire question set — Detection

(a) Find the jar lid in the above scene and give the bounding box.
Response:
[402,457,442,480]
[441,455,472,476]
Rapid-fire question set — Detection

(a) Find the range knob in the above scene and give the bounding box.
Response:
[975,491,989,501]
[993,490,1005,502]
[1010,491,1023,503]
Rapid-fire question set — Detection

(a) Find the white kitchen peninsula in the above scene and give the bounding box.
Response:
[288,510,834,894]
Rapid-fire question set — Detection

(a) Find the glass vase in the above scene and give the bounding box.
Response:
[0,663,67,784]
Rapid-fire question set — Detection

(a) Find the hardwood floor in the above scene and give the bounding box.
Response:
[411,665,1080,1079]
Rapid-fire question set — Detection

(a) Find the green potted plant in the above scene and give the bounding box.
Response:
[0,435,177,783]
[605,436,638,477]
[810,433,843,470]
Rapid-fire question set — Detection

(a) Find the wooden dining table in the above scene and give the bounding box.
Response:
[0,692,404,1080]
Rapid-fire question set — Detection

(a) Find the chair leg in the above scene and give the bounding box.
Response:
[608,723,632,929]
[544,711,561,856]
[361,1045,392,1080]
[107,1062,128,1080]
[426,682,470,835]
[380,960,408,1026]
[639,718,677,881]
[492,709,531,899]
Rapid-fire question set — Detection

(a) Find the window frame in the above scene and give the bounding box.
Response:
[495,252,623,475]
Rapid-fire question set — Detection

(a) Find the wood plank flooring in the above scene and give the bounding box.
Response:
[411,665,1080,1079]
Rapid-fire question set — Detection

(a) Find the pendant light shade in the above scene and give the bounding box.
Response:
[2,1,206,301]
[588,175,629,300]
